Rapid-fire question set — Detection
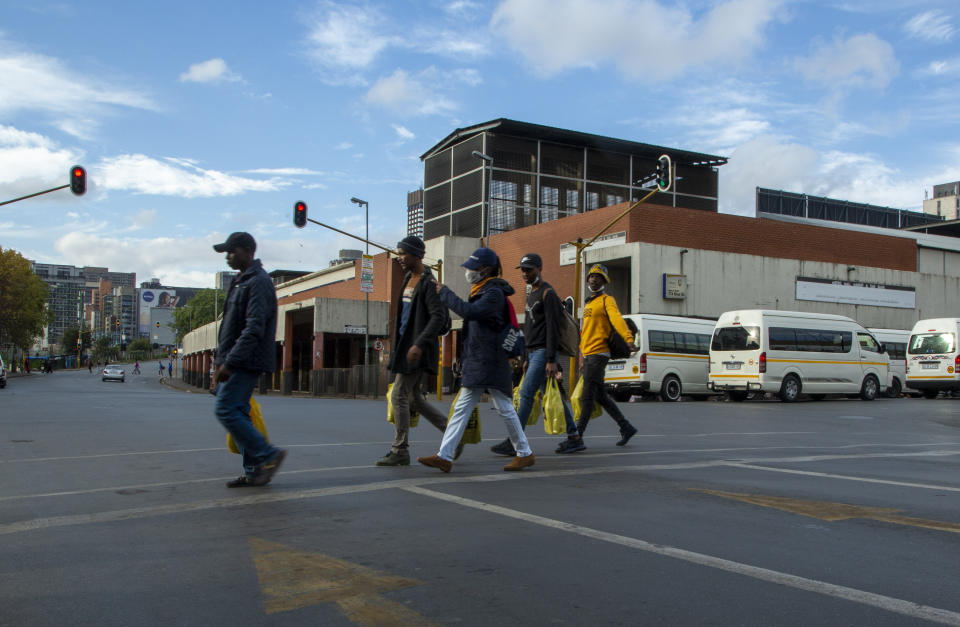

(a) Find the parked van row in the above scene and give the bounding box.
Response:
[603,310,960,402]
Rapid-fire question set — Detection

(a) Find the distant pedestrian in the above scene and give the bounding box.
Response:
[88,359,93,374]
[168,361,173,378]
[576,264,638,447]
[419,247,535,473]
[212,231,286,487]
[378,236,449,467]
[491,253,584,457]
[158,360,164,377]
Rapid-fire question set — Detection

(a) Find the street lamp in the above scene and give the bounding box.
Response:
[350,197,370,383]
[472,151,493,244]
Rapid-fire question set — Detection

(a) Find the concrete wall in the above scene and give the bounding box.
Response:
[312,297,389,335]
[584,242,960,330]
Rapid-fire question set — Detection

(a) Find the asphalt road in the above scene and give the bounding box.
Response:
[2,368,960,626]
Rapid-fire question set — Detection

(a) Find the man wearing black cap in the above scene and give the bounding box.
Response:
[491,254,584,456]
[211,232,286,487]
[378,235,449,466]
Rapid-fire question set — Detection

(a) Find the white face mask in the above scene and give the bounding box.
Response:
[465,269,482,284]
[588,284,605,294]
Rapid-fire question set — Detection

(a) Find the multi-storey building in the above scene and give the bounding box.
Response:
[923,181,960,220]
[406,189,424,238]
[31,263,85,350]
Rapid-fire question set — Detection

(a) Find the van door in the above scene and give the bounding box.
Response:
[857,332,887,395]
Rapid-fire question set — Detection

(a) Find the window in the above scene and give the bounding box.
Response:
[648,330,674,352]
[768,327,851,353]
[885,342,906,360]
[769,327,797,351]
[908,333,956,354]
[858,333,880,352]
[711,326,760,351]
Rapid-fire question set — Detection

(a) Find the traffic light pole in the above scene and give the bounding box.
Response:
[0,184,69,207]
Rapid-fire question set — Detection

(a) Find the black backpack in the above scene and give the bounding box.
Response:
[605,296,638,359]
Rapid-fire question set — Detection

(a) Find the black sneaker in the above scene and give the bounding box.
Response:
[251,449,287,486]
[375,450,410,466]
[556,437,586,454]
[616,424,638,446]
[490,438,516,456]
[226,475,256,488]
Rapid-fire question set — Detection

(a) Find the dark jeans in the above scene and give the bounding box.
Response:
[215,369,278,477]
[577,354,631,435]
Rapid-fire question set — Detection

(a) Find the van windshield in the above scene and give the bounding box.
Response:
[908,333,955,354]
[711,326,760,351]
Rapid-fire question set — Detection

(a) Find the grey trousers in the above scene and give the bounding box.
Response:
[390,370,447,452]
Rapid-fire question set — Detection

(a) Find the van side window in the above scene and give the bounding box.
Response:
[885,342,906,360]
[858,333,880,353]
[768,327,851,352]
[769,327,797,351]
[649,330,671,352]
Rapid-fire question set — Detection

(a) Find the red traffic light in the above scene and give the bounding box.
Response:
[294,201,307,228]
[70,165,86,196]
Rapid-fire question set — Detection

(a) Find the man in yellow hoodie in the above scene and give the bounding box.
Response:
[577,264,638,446]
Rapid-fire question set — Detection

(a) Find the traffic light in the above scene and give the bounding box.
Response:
[70,165,86,196]
[115,320,120,328]
[156,322,160,328]
[656,155,671,192]
[294,201,307,228]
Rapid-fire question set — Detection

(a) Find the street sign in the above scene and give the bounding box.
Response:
[344,324,367,335]
[373,339,384,351]
[360,254,374,293]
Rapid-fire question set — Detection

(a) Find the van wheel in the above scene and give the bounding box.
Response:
[728,391,748,402]
[860,375,879,401]
[779,374,801,402]
[884,378,902,399]
[612,389,632,403]
[660,376,682,402]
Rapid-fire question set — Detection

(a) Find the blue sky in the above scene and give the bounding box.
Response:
[1,0,958,287]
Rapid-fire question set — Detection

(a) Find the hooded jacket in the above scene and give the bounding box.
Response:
[215,259,278,373]
[388,267,444,375]
[438,278,515,395]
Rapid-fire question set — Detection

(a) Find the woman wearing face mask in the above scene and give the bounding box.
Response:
[418,247,535,473]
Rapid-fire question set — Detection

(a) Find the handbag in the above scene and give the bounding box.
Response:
[542,378,566,435]
[498,297,525,358]
[604,295,633,359]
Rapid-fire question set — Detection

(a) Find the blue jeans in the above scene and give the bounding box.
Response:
[438,387,532,461]
[517,349,578,436]
[215,369,278,477]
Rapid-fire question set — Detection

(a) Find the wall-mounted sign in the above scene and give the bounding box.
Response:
[344,324,367,335]
[559,231,627,266]
[662,273,687,300]
[795,276,916,309]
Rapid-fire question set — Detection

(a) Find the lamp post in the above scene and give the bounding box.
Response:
[472,151,493,245]
[350,197,370,387]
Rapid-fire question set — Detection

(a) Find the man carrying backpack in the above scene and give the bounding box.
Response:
[491,253,584,456]
[378,236,449,467]
[577,264,638,447]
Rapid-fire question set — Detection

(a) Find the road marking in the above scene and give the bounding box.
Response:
[727,463,960,493]
[401,486,960,626]
[249,537,437,624]
[696,489,960,534]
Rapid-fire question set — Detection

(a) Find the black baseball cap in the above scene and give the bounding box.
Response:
[213,232,256,253]
[516,253,542,269]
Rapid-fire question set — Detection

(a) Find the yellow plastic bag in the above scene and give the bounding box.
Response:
[447,388,481,444]
[386,382,420,427]
[227,397,269,454]
[512,373,542,426]
[570,376,603,422]
[542,378,566,435]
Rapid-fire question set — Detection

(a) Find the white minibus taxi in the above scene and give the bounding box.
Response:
[905,318,960,398]
[708,310,889,402]
[868,328,909,398]
[604,314,715,402]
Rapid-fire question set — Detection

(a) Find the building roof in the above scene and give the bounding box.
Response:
[901,218,960,238]
[420,118,728,167]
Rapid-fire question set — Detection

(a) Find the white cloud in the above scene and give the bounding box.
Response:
[179,58,242,83]
[904,10,954,43]
[0,42,156,138]
[243,167,325,176]
[683,108,771,155]
[490,0,782,79]
[0,125,81,196]
[392,124,415,140]
[365,69,456,116]
[917,58,960,77]
[795,33,898,91]
[334,141,353,150]
[130,209,158,230]
[304,2,396,83]
[96,154,287,197]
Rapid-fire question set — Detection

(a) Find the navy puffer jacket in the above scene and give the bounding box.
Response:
[438,278,515,395]
[215,259,277,374]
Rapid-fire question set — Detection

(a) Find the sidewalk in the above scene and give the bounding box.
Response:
[161,376,211,395]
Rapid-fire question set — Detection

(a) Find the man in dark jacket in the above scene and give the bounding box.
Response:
[378,236,449,466]
[418,247,535,473]
[212,232,286,488]
[491,253,584,456]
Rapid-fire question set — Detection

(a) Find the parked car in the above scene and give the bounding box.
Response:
[102,364,125,383]
[0,355,6,388]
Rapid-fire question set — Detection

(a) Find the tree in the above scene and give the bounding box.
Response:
[61,325,92,354]
[93,336,113,362]
[129,337,152,353]
[0,247,50,349]
[173,289,226,342]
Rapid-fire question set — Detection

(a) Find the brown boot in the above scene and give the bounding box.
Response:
[503,454,535,471]
[417,454,452,473]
